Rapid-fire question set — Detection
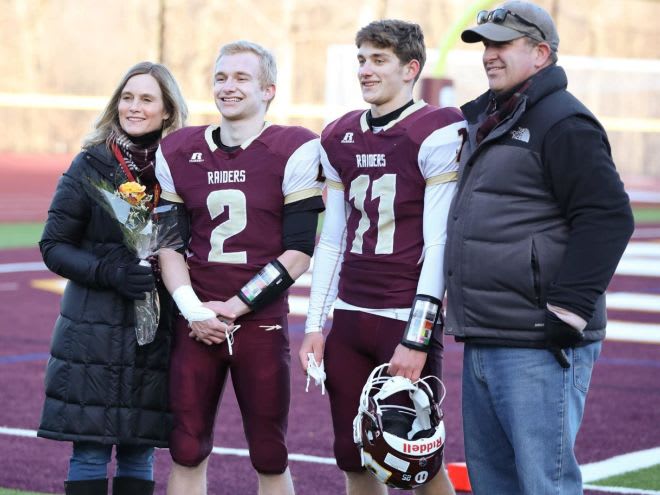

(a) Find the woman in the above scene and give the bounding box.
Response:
[38,62,188,495]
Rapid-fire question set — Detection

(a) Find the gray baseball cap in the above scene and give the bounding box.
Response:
[461,1,559,52]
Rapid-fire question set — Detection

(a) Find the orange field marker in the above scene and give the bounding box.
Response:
[447,462,472,492]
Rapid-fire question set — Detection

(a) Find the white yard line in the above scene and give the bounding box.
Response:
[289,295,311,316]
[606,321,660,344]
[582,447,660,482]
[0,426,36,438]
[296,272,312,287]
[583,486,660,494]
[629,191,660,204]
[623,243,660,258]
[1,425,657,478]
[0,261,47,273]
[607,293,660,313]
[616,259,660,277]
[0,425,336,465]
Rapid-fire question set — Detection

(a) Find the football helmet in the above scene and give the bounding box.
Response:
[352,363,446,490]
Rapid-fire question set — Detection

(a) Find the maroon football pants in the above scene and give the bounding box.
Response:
[324,309,445,472]
[168,315,291,474]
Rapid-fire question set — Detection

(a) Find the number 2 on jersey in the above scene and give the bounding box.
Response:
[349,173,396,254]
[207,189,247,263]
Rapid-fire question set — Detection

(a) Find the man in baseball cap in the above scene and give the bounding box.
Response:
[460,1,560,96]
[462,0,559,51]
[444,2,634,495]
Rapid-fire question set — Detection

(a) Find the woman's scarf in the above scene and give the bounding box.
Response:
[107,126,161,187]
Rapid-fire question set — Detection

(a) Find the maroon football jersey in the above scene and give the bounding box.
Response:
[157,124,321,320]
[321,102,464,309]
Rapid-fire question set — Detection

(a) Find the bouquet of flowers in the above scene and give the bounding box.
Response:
[92,179,183,345]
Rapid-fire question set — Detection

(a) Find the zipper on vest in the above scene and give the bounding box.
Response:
[531,246,542,308]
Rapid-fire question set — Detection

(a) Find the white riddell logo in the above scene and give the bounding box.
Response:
[189,152,204,163]
[510,127,530,143]
[341,132,354,144]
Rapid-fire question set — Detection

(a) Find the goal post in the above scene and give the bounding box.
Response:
[421,0,498,107]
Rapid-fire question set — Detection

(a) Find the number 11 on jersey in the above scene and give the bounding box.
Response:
[348,173,396,255]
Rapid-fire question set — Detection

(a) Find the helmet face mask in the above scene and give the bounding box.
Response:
[353,364,447,490]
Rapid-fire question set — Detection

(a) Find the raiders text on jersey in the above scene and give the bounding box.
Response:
[208,170,247,184]
[356,153,386,168]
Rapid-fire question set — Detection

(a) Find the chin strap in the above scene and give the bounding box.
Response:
[409,386,432,439]
[373,375,418,401]
[224,324,241,356]
[409,375,446,439]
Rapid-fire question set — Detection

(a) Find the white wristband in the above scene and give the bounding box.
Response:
[172,285,216,322]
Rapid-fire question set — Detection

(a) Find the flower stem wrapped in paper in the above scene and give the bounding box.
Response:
[91,180,184,345]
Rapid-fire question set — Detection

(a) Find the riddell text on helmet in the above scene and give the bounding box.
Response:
[402,438,443,455]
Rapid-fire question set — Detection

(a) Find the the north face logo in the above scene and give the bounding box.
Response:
[510,127,530,143]
[189,152,204,163]
[341,132,354,144]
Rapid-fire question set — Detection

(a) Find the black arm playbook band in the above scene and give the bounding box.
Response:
[237,259,295,311]
[401,294,443,352]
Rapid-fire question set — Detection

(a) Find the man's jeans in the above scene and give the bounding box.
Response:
[462,342,601,495]
[68,441,154,481]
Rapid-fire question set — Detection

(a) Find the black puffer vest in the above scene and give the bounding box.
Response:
[445,66,608,345]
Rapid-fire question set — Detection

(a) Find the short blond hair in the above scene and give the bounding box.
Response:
[216,40,277,88]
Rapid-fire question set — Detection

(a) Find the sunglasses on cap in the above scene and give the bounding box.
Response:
[477,8,546,41]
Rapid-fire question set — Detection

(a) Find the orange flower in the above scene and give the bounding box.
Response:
[118,181,147,206]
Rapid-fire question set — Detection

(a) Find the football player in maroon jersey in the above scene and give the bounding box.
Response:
[299,20,465,495]
[156,41,324,495]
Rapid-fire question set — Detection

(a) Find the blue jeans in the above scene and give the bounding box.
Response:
[462,342,601,495]
[67,442,154,481]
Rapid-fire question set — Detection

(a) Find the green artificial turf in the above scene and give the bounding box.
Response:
[634,207,660,224]
[590,463,660,490]
[0,223,43,249]
[0,206,656,251]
